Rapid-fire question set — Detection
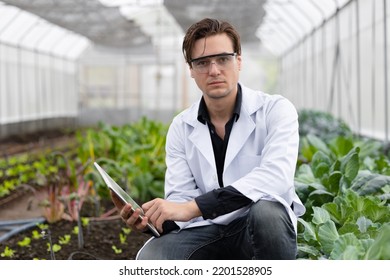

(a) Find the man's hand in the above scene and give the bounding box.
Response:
[142,198,202,232]
[110,191,150,233]
[111,191,201,234]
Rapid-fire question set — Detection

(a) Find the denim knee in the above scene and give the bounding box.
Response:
[247,200,297,259]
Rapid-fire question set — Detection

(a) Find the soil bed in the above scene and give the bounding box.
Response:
[1,217,150,260]
[0,199,151,260]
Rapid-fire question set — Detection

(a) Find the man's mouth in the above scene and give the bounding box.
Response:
[208,80,224,86]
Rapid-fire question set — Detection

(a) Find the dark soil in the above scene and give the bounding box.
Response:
[0,199,151,260]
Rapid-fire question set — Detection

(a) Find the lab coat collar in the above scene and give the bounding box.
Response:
[183,83,265,170]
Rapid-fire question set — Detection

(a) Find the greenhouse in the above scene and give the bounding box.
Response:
[0,0,389,265]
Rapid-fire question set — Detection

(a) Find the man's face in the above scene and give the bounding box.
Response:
[190,33,241,101]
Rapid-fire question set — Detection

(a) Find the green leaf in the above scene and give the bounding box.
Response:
[329,136,354,157]
[351,170,390,196]
[322,202,342,224]
[311,151,331,177]
[298,218,317,242]
[1,246,16,258]
[356,216,373,233]
[364,224,390,260]
[329,233,364,259]
[313,162,330,179]
[318,220,339,255]
[338,222,360,236]
[17,237,31,247]
[295,164,316,183]
[330,159,341,173]
[340,147,360,182]
[356,138,383,159]
[363,200,389,223]
[328,171,342,194]
[297,244,321,259]
[306,134,332,156]
[300,137,317,162]
[308,189,334,205]
[312,207,331,225]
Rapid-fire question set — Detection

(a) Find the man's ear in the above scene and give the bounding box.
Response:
[190,67,195,78]
[237,55,242,71]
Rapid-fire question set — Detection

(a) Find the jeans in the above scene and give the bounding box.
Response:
[136,200,297,260]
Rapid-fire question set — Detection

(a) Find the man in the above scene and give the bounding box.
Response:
[112,18,305,260]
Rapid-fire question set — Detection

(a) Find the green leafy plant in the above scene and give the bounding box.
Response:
[58,234,71,245]
[0,153,61,199]
[35,152,93,223]
[112,245,122,254]
[296,112,390,259]
[298,193,389,259]
[1,246,16,258]
[47,243,61,253]
[119,228,131,245]
[81,217,90,227]
[39,184,66,223]
[17,237,31,247]
[85,117,168,203]
[364,224,390,259]
[298,109,352,142]
[49,152,93,222]
[72,226,80,235]
[31,230,42,240]
[37,223,49,230]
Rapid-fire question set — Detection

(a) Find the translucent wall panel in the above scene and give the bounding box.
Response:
[78,61,180,123]
[0,45,79,124]
[85,66,117,107]
[0,3,89,129]
[140,65,176,111]
[277,0,389,141]
[0,45,19,123]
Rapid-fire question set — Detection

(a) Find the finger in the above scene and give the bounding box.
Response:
[110,191,125,209]
[144,198,163,219]
[125,208,148,231]
[120,204,134,221]
[147,206,167,232]
[142,198,158,212]
[134,214,149,231]
[154,214,164,233]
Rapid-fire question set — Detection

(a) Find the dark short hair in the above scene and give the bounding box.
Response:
[182,18,241,66]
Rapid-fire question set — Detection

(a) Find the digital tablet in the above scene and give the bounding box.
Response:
[94,162,160,237]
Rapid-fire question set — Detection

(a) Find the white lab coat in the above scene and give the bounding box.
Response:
[164,84,305,233]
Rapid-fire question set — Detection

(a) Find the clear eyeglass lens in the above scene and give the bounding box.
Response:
[192,54,235,73]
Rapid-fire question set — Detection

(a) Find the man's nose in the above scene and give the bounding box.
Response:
[208,62,220,74]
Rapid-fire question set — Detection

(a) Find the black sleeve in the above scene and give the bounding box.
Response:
[194,186,253,220]
[162,220,179,234]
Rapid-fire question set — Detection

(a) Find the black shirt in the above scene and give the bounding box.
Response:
[194,85,252,219]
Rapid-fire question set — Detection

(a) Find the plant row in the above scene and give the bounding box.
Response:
[1,111,389,259]
[295,110,390,259]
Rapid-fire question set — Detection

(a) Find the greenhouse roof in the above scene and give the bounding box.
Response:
[0,0,352,58]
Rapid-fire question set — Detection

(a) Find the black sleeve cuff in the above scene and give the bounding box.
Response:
[195,190,223,220]
[195,186,253,220]
[162,220,179,234]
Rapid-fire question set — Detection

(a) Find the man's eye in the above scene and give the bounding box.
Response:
[217,56,229,64]
[195,60,209,67]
